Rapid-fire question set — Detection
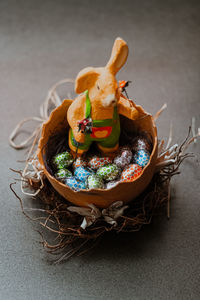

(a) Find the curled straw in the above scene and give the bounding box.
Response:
[9,78,74,196]
[9,78,200,262]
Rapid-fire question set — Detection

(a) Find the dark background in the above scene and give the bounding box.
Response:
[0,0,200,299]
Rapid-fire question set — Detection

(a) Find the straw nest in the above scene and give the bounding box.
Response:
[10,124,195,263]
[9,80,198,263]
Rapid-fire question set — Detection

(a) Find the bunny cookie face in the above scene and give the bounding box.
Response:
[67,38,129,155]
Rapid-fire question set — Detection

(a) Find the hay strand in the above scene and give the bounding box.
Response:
[9,79,200,263]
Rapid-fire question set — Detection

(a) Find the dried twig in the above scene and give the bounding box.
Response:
[9,79,199,262]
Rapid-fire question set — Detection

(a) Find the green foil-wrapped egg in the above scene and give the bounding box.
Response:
[53,151,73,169]
[87,174,104,189]
[96,164,120,182]
[55,168,72,180]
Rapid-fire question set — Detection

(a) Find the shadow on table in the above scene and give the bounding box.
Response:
[77,214,170,264]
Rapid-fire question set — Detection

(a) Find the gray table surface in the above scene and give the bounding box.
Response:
[0,0,200,299]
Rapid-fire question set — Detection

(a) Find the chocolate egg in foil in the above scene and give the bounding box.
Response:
[106,180,120,189]
[132,136,152,153]
[119,146,133,160]
[88,156,113,170]
[56,168,72,180]
[133,149,150,168]
[121,164,143,182]
[74,166,92,182]
[114,155,131,169]
[72,157,87,169]
[96,164,120,181]
[53,151,73,169]
[65,177,87,191]
[87,174,104,189]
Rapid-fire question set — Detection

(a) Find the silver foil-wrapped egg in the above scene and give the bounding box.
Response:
[120,146,133,160]
[106,180,120,189]
[114,155,131,169]
[132,135,152,153]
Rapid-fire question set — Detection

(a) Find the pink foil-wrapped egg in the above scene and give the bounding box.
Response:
[121,164,143,182]
[88,156,113,170]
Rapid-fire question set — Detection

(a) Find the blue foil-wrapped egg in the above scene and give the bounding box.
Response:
[133,149,150,168]
[74,166,92,182]
[65,177,87,191]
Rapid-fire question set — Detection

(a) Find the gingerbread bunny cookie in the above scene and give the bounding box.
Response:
[67,37,145,155]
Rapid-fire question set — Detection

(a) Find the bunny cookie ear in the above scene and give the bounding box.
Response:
[75,67,100,94]
[106,37,129,75]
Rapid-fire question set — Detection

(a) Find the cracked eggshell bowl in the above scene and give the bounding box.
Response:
[38,99,158,208]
